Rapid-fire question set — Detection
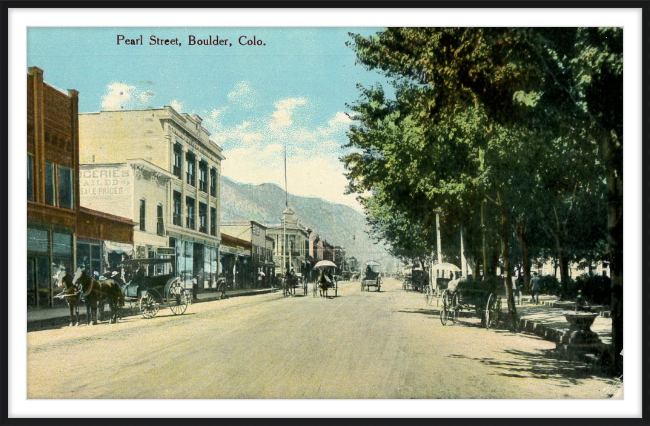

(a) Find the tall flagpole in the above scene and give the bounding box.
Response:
[283,145,287,277]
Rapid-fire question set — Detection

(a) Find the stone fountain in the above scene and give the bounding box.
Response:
[557,291,602,356]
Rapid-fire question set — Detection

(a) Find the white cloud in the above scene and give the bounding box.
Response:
[101,82,137,110]
[328,111,352,127]
[198,99,358,209]
[222,146,361,211]
[170,99,184,113]
[227,81,258,108]
[269,97,307,131]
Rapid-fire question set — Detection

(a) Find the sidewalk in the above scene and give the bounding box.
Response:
[505,295,612,365]
[27,286,278,332]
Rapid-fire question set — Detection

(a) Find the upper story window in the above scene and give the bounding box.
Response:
[27,154,34,201]
[186,196,195,229]
[157,204,164,236]
[210,207,216,236]
[45,162,55,206]
[58,166,73,209]
[199,161,208,193]
[173,191,182,226]
[43,162,74,209]
[210,167,217,197]
[139,199,146,231]
[173,143,183,178]
[186,152,195,186]
[199,202,207,233]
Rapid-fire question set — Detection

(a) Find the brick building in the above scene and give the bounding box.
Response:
[27,67,134,308]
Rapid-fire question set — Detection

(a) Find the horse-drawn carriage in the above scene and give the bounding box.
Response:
[121,258,191,318]
[313,260,338,297]
[361,261,381,292]
[439,279,503,328]
[282,272,307,297]
[423,262,462,305]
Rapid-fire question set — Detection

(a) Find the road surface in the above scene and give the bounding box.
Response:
[27,278,616,399]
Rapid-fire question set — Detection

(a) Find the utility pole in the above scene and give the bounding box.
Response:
[436,208,442,264]
[460,223,467,278]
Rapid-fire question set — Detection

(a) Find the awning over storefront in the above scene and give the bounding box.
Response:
[103,240,134,256]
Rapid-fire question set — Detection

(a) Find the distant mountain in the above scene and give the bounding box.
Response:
[220,176,391,267]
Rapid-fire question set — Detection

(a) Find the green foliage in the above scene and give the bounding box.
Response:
[343,27,619,282]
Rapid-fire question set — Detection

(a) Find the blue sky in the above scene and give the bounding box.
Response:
[27,27,392,210]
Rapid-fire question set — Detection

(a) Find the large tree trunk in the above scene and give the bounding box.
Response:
[498,188,518,331]
[605,129,623,374]
[516,221,531,294]
[553,228,570,299]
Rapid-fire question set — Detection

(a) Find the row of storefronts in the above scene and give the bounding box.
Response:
[27,67,350,308]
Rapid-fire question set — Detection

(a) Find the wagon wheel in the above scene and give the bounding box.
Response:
[440,292,450,326]
[440,290,450,326]
[168,283,189,316]
[485,293,502,329]
[451,292,460,324]
[139,288,161,319]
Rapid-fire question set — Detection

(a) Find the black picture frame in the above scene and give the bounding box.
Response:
[3,1,647,423]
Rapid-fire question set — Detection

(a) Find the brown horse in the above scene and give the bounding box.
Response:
[318,271,330,297]
[53,266,81,327]
[72,268,124,325]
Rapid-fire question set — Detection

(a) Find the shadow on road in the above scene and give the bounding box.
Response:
[448,348,611,384]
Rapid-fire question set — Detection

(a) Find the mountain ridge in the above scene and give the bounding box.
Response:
[220,175,390,266]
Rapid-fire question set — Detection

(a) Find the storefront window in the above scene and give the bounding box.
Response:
[175,239,194,286]
[27,228,49,253]
[57,166,74,209]
[77,240,102,276]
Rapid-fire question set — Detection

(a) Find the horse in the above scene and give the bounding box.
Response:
[283,273,296,297]
[53,266,81,327]
[72,268,124,325]
[318,271,330,297]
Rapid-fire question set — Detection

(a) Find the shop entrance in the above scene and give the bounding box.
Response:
[27,255,50,308]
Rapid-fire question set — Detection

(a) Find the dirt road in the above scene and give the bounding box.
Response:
[27,278,616,399]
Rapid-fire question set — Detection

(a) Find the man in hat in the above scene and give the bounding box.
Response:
[530,272,542,304]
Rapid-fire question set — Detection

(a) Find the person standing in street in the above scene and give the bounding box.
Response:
[530,272,542,304]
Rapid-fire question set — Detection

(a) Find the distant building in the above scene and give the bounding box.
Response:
[79,107,225,290]
[267,208,309,277]
[220,233,251,290]
[27,67,134,308]
[221,220,275,288]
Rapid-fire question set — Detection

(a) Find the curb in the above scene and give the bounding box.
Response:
[27,287,277,332]
[514,316,611,367]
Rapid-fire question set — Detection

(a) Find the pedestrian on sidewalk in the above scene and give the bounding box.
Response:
[192,274,199,301]
[530,272,541,304]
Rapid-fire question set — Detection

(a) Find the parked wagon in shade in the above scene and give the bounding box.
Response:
[439,278,503,329]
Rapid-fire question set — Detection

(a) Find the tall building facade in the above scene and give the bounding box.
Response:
[27,67,134,308]
[79,107,225,289]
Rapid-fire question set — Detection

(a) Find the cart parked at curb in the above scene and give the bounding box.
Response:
[121,258,191,319]
[439,279,502,328]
